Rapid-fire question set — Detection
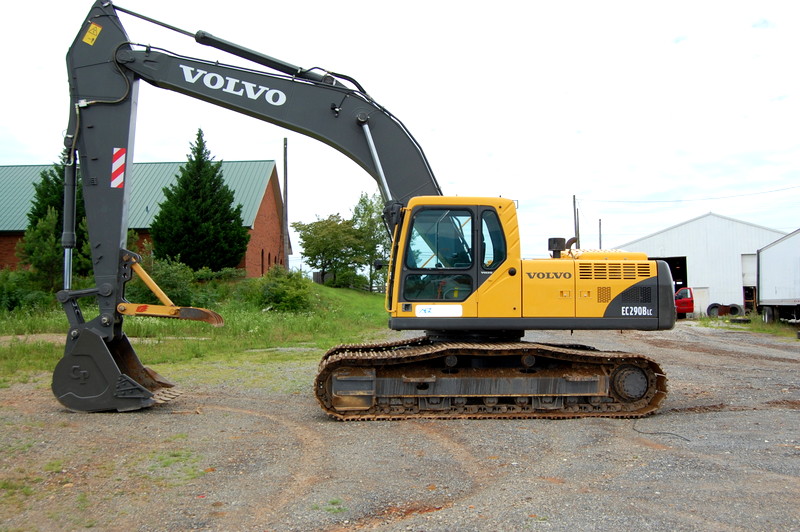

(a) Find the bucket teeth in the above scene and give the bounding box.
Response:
[152,388,183,404]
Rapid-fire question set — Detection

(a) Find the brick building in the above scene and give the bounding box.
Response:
[0,161,289,277]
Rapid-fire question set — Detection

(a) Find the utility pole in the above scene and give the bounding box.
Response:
[283,137,289,269]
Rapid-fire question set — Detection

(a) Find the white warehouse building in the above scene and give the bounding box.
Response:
[618,213,786,315]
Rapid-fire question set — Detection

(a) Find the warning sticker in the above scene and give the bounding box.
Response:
[82,22,102,45]
[111,147,126,188]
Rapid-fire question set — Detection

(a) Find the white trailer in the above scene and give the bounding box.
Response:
[757,228,800,322]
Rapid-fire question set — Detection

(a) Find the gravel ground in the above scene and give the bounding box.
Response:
[1,321,798,531]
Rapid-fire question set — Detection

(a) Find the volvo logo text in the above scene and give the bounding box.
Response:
[178,65,287,106]
[526,272,572,279]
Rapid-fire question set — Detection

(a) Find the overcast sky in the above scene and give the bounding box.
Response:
[2,1,799,266]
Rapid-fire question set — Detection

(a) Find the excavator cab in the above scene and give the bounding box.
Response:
[387,196,675,337]
[386,197,517,329]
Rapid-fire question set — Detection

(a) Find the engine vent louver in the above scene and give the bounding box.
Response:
[578,262,652,280]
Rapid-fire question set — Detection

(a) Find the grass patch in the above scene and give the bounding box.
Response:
[1,439,35,456]
[0,479,35,497]
[43,460,64,473]
[0,308,66,336]
[150,449,196,469]
[147,449,205,483]
[0,284,388,387]
[696,314,799,339]
[0,340,62,388]
[312,498,348,514]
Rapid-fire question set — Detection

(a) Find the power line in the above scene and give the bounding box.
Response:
[584,184,800,204]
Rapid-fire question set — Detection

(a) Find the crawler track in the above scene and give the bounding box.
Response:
[314,337,668,420]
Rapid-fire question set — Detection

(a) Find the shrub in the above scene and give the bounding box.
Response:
[124,257,196,307]
[0,269,23,311]
[0,269,53,311]
[261,267,314,312]
[326,269,368,290]
[237,267,313,313]
[194,266,244,283]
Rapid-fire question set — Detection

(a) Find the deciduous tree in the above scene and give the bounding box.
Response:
[292,214,361,285]
[351,192,390,291]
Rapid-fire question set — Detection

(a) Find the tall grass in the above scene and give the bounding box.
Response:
[0,340,63,382]
[0,308,66,335]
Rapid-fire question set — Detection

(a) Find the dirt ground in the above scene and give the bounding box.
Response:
[1,322,798,531]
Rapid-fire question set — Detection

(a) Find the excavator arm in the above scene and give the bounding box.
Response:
[54,1,440,412]
[65,2,440,206]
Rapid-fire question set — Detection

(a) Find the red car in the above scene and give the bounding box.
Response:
[674,287,694,318]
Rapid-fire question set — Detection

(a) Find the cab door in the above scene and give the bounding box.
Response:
[398,207,478,317]
[475,208,520,317]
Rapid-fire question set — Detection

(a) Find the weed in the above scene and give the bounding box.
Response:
[0,475,39,510]
[44,460,64,473]
[76,492,90,511]
[311,499,349,513]
[0,479,34,497]
[150,449,196,469]
[147,449,205,483]
[2,439,35,456]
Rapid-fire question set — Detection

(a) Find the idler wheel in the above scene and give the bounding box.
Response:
[611,365,649,402]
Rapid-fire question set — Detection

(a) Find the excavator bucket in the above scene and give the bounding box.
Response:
[52,330,179,412]
[51,254,224,412]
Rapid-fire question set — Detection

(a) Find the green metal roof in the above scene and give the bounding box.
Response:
[0,165,47,232]
[0,161,276,232]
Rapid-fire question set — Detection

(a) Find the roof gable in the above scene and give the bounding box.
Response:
[619,212,785,248]
[0,161,277,231]
[759,226,800,252]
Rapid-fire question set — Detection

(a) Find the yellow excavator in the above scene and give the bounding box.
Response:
[53,1,673,418]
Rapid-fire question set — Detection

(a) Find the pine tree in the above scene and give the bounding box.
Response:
[17,150,91,280]
[16,207,64,292]
[149,129,250,271]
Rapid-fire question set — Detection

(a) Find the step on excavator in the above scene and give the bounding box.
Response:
[53,1,674,417]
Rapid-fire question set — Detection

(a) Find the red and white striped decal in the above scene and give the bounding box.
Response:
[111,147,126,188]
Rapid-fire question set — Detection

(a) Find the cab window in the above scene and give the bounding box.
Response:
[481,210,506,270]
[403,208,473,301]
[405,209,472,269]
